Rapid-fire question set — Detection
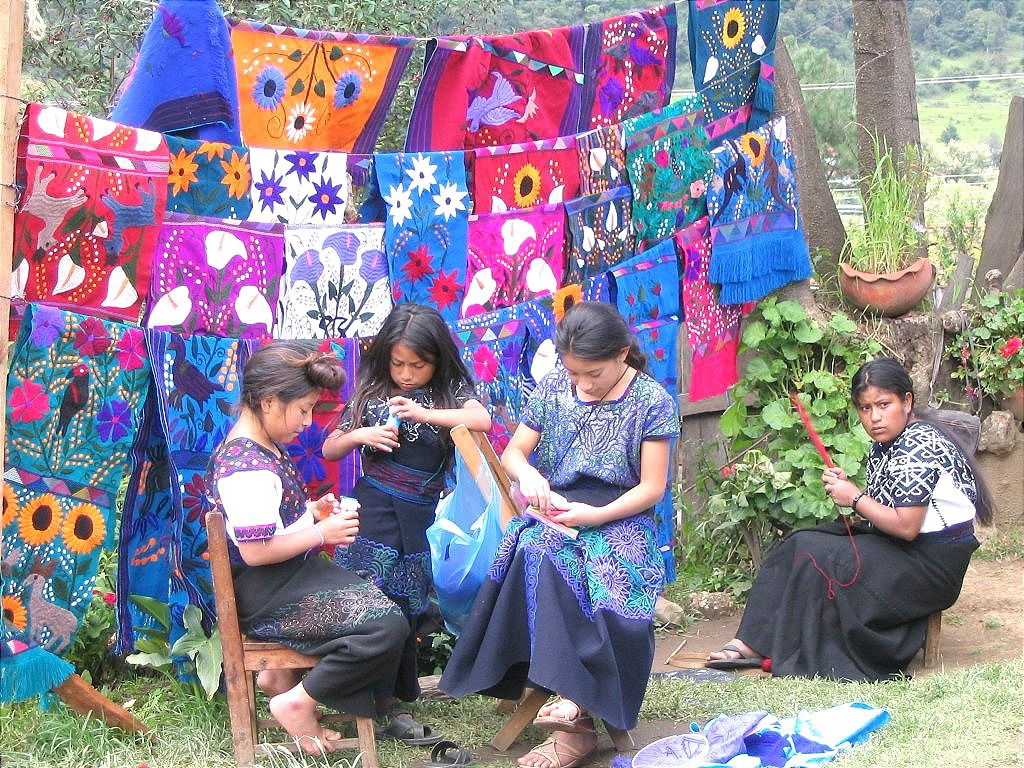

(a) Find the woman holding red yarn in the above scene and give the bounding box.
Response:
[707,358,993,681]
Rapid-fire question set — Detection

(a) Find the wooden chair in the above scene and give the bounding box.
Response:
[448,426,635,753]
[206,510,378,768]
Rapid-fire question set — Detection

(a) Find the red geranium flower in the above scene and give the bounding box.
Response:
[720,464,736,479]
[428,269,462,311]
[9,379,49,423]
[74,317,111,357]
[401,245,434,283]
[998,337,1022,359]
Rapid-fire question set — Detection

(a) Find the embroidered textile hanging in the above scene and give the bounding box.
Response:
[3,305,151,700]
[146,330,256,639]
[406,28,587,151]
[471,136,581,214]
[624,96,714,250]
[246,147,350,225]
[565,186,634,286]
[279,223,391,338]
[377,152,470,323]
[706,116,812,305]
[519,298,558,399]
[165,136,254,220]
[111,0,240,143]
[463,205,566,318]
[146,213,284,339]
[675,217,746,402]
[609,239,681,329]
[688,0,778,142]
[230,19,414,152]
[576,125,628,196]
[453,306,526,451]
[13,104,168,323]
[580,4,678,128]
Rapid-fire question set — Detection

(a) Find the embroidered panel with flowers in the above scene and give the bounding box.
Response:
[246,148,350,225]
[3,304,151,673]
[688,0,778,143]
[406,28,587,151]
[147,213,284,340]
[377,152,470,324]
[165,136,253,219]
[565,186,634,286]
[453,306,526,452]
[623,95,713,251]
[111,0,240,143]
[12,104,168,323]
[146,329,257,637]
[576,125,628,196]
[706,116,812,305]
[609,239,681,329]
[471,136,581,214]
[519,298,558,401]
[463,205,566,319]
[580,4,677,129]
[230,19,414,152]
[674,217,749,402]
[279,224,390,339]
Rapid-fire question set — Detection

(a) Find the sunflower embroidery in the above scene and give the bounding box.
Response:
[197,141,229,161]
[512,164,542,208]
[18,493,62,546]
[739,132,766,167]
[219,151,251,200]
[2,484,18,530]
[252,66,287,111]
[168,148,199,196]
[333,71,363,109]
[553,283,583,324]
[286,104,317,143]
[62,503,106,555]
[721,7,746,49]
[2,595,27,632]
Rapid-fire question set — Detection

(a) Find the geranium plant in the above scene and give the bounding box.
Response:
[951,289,1024,400]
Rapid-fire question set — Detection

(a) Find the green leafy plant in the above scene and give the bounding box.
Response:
[712,298,881,559]
[126,597,223,700]
[842,133,928,274]
[930,191,984,286]
[674,482,754,599]
[66,550,123,686]
[950,289,1024,400]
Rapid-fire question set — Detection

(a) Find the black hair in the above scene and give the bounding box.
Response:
[555,301,647,371]
[240,341,345,414]
[851,357,994,525]
[345,304,475,428]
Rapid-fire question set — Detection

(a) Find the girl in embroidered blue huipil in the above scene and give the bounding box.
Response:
[206,342,408,756]
[323,303,490,741]
[440,302,679,768]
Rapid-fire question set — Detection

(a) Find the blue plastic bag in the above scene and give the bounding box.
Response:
[427,443,504,636]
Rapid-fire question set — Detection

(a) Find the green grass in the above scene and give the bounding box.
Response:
[2,660,1022,767]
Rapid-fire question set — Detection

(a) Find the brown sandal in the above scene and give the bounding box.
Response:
[532,697,594,733]
[518,732,597,768]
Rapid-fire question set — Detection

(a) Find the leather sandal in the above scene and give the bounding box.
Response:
[518,732,597,768]
[532,696,594,733]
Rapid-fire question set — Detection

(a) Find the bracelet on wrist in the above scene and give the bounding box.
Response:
[313,523,325,547]
[851,490,867,511]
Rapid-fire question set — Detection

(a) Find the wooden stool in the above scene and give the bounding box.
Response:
[207,510,378,768]
[922,611,942,668]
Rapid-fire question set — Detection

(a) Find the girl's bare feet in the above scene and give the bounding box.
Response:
[256,668,303,697]
[268,683,336,755]
[707,638,763,663]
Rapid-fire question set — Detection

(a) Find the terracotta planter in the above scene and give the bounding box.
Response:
[838,258,935,317]
[1000,386,1024,421]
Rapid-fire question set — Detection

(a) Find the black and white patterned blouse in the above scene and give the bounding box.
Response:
[865,421,977,533]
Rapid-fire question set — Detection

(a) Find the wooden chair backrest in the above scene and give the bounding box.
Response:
[449,425,521,529]
[206,510,247,664]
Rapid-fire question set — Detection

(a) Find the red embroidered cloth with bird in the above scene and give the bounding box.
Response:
[13,104,168,323]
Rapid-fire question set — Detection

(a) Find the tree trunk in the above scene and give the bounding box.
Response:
[976,96,1024,296]
[773,39,847,278]
[851,0,925,236]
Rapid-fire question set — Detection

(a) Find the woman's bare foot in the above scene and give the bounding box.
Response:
[536,696,582,722]
[517,728,598,768]
[256,668,303,697]
[707,638,762,663]
[268,684,336,755]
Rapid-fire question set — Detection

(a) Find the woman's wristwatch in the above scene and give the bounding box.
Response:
[850,490,867,511]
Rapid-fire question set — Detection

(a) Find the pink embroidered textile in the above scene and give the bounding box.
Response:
[471,136,580,214]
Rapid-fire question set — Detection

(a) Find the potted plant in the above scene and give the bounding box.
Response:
[950,289,1024,419]
[838,135,934,317]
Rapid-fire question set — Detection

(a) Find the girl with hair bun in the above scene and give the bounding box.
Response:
[206,341,409,754]
[440,302,680,768]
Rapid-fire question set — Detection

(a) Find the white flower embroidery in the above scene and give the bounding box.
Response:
[432,181,467,220]
[285,104,316,142]
[405,153,438,194]
[384,182,414,227]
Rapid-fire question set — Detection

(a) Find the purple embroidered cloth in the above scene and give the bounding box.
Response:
[146,213,284,340]
[463,205,566,318]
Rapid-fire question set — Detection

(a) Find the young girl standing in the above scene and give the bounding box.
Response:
[440,302,679,768]
[323,303,491,742]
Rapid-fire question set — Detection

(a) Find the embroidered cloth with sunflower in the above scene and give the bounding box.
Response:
[165,136,254,220]
[2,305,151,702]
[471,136,581,214]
